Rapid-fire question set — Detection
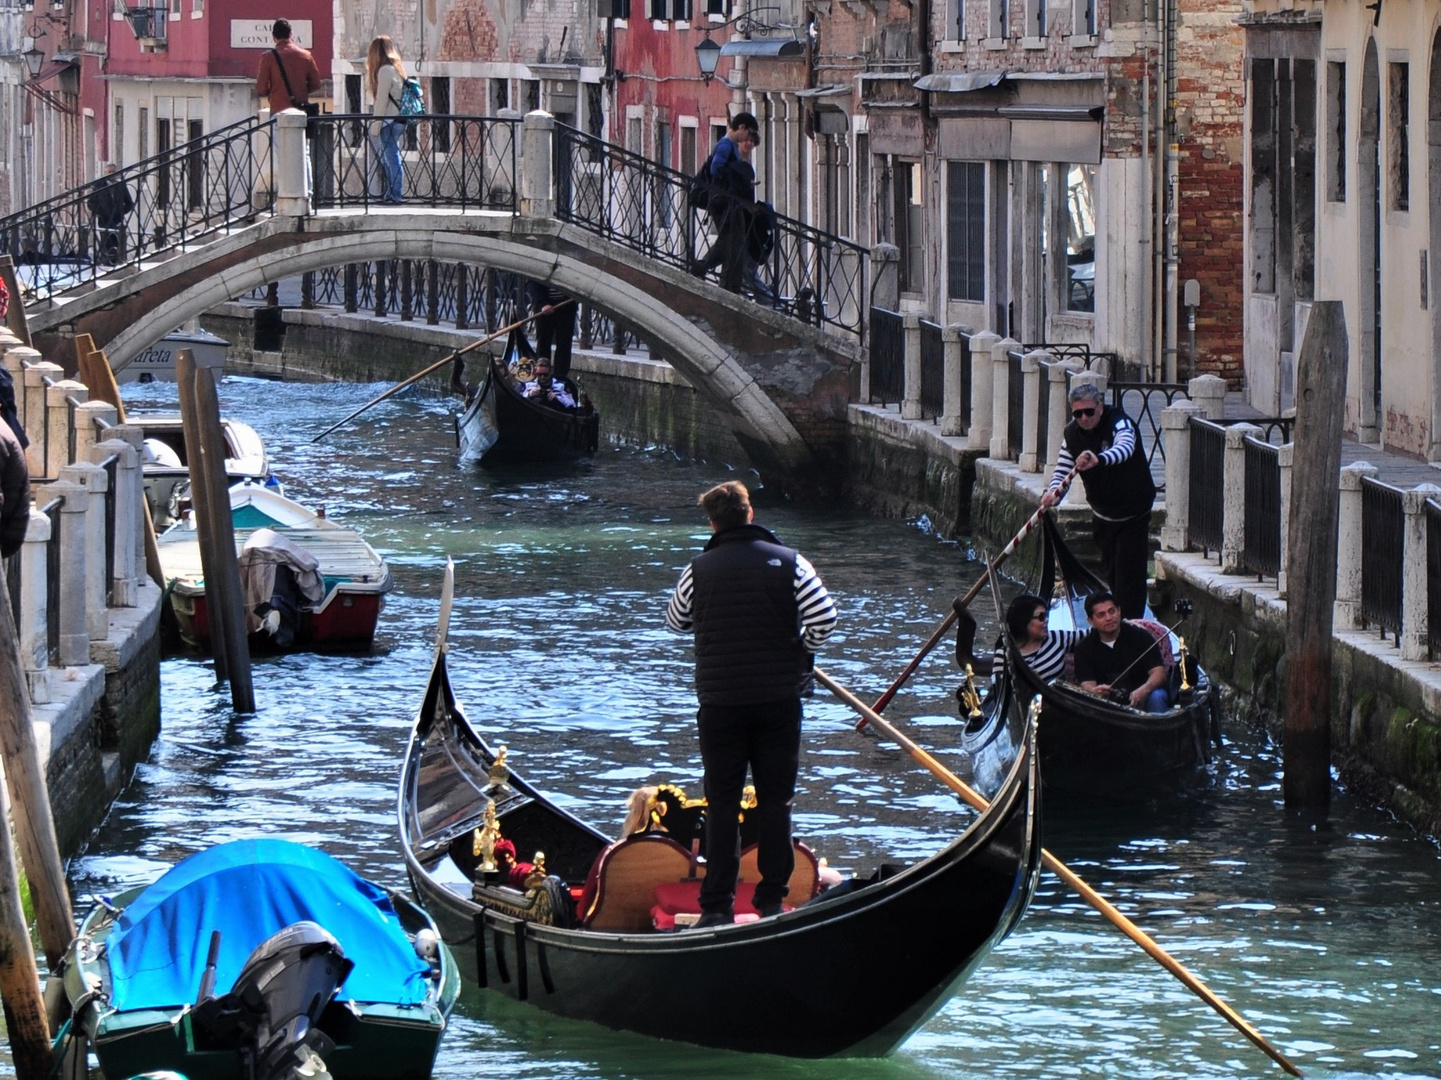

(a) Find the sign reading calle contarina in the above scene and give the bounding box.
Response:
[230,19,313,49]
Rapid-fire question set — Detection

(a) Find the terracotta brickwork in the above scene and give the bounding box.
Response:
[1175,0,1246,383]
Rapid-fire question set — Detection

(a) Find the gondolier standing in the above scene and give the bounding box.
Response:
[1040,382,1156,619]
[666,481,837,928]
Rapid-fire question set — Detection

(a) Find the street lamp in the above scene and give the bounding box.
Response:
[693,4,791,83]
[695,35,722,83]
[23,45,47,78]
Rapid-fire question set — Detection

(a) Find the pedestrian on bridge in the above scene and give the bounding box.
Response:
[690,113,759,294]
[87,164,134,265]
[255,20,321,119]
[366,35,407,205]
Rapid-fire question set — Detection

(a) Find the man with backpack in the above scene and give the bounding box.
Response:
[690,113,760,294]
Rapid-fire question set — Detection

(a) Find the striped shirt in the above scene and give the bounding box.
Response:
[667,553,837,652]
[993,628,1085,683]
[1045,413,1142,518]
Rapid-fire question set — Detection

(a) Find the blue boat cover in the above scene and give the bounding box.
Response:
[106,839,431,1012]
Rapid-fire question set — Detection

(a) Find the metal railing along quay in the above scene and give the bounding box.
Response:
[1360,476,1405,644]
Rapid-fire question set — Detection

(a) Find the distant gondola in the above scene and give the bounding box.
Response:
[456,327,599,465]
[397,567,1043,1058]
[964,514,1219,799]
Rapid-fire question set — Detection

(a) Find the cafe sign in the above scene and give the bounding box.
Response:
[230,19,313,49]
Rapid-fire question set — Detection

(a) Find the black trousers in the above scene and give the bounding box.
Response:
[695,201,750,291]
[1093,510,1152,619]
[696,698,801,914]
[533,300,577,379]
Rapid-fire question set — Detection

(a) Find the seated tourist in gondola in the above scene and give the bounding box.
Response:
[522,359,578,409]
[1072,591,1171,713]
[994,593,1086,682]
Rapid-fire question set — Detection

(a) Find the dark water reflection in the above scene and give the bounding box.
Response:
[56,378,1441,1079]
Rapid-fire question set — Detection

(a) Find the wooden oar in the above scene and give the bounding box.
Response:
[816,667,1304,1078]
[309,300,574,443]
[857,463,1080,731]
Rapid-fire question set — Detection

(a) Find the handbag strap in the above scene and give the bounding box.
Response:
[271,47,304,110]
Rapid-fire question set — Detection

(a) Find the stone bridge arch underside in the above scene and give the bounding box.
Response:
[29,215,859,482]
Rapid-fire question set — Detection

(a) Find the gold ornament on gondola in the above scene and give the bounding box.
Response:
[958,663,983,720]
[524,851,548,891]
[472,801,502,874]
[487,746,511,792]
[1177,637,1192,692]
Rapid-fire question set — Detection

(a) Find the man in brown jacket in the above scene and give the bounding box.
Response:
[255,19,321,116]
[1,419,29,559]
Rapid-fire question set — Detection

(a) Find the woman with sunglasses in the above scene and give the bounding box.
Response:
[992,593,1085,683]
[1038,382,1156,620]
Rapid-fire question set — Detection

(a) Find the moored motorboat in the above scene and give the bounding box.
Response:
[59,838,459,1080]
[113,326,232,384]
[132,411,276,528]
[964,514,1219,799]
[397,565,1042,1058]
[455,327,599,466]
[158,482,392,652]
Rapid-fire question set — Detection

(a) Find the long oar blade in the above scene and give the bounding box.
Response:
[817,666,1303,1078]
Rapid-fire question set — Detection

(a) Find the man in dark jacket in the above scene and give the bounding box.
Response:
[87,164,135,265]
[666,480,837,927]
[690,113,759,292]
[1041,381,1157,618]
[1,418,30,559]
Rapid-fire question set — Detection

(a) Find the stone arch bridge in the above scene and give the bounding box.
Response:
[6,110,869,481]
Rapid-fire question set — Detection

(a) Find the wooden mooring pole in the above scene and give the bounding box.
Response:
[177,349,255,711]
[1283,300,1348,810]
[0,585,57,1079]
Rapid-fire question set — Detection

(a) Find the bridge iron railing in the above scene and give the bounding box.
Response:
[309,115,520,212]
[0,115,275,301]
[553,125,867,339]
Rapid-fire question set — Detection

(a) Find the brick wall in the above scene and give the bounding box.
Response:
[1175,0,1246,384]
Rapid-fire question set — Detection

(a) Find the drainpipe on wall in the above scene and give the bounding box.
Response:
[1163,0,1180,382]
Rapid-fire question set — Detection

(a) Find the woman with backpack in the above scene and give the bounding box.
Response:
[366,35,406,204]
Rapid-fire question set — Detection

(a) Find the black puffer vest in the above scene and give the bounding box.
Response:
[1063,407,1156,521]
[689,523,809,706]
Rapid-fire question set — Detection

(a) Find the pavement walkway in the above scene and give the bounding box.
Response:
[1223,393,1441,490]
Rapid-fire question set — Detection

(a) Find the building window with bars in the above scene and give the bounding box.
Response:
[946,161,985,302]
[431,77,451,153]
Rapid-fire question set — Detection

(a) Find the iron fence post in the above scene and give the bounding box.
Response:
[989,338,1020,461]
[1277,443,1293,597]
[18,508,52,704]
[967,331,998,451]
[1160,400,1202,552]
[1187,372,1226,420]
[1400,485,1438,661]
[1335,462,1377,629]
[1221,423,1261,573]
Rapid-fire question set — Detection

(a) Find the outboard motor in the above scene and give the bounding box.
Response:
[193,921,354,1080]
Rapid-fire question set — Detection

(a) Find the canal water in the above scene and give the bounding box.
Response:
[59,377,1441,1079]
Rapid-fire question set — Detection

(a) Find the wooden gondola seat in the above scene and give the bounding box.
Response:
[581,834,701,932]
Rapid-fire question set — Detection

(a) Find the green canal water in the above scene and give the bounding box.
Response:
[53,378,1441,1079]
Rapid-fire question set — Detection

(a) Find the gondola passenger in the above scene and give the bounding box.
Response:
[1072,591,1171,713]
[993,593,1085,683]
[523,360,577,409]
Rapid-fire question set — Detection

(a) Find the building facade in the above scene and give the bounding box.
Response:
[1244,0,1441,459]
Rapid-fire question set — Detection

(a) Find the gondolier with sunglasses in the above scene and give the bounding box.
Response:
[666,481,837,928]
[1040,382,1156,619]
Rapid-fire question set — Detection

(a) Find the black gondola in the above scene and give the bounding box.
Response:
[964,515,1219,799]
[456,328,600,465]
[398,567,1044,1058]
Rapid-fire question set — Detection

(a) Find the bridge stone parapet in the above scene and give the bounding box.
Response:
[28,210,859,487]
